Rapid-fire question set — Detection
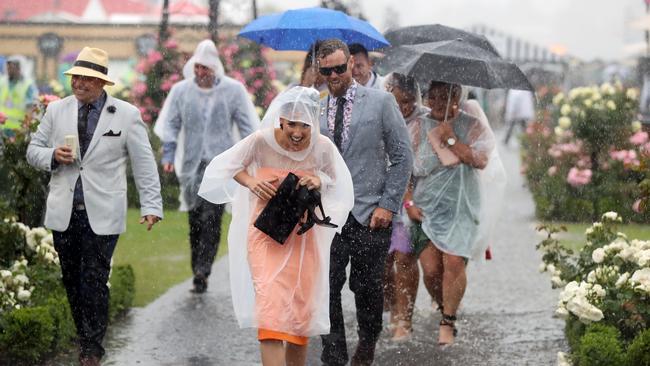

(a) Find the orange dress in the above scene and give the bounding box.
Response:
[247,167,319,345]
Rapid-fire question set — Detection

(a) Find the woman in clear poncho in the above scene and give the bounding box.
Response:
[382,73,429,341]
[403,80,506,345]
[198,86,354,365]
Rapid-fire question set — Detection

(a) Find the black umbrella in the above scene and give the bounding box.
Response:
[384,24,501,55]
[377,39,534,91]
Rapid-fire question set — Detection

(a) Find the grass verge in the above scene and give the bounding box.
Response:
[112,208,230,307]
[550,222,650,251]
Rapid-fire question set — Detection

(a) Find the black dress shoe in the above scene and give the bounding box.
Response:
[350,342,375,366]
[191,274,208,293]
[79,354,101,366]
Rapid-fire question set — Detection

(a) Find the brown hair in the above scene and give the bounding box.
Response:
[316,39,350,61]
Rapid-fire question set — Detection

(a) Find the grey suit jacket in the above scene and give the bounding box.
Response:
[320,85,413,225]
[26,95,163,235]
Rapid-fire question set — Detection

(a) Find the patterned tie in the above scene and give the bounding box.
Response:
[333,96,346,151]
[78,104,91,157]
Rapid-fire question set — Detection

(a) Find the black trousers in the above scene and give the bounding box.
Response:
[188,197,225,278]
[503,118,528,144]
[321,214,392,366]
[53,209,118,359]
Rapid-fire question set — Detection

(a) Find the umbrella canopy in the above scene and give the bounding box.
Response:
[384,24,501,55]
[238,7,390,51]
[377,39,534,91]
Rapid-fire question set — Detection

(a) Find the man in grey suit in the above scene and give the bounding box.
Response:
[27,47,162,366]
[317,39,413,366]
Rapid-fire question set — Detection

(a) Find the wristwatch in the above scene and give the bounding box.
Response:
[446,137,457,147]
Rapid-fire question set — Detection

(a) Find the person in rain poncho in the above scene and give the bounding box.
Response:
[403,80,506,346]
[0,55,39,133]
[382,73,429,342]
[198,86,354,365]
[502,88,535,145]
[154,39,259,293]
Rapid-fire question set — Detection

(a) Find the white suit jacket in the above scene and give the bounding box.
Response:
[26,95,163,235]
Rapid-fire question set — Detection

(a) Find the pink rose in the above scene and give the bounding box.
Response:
[164,39,178,49]
[630,131,649,146]
[633,199,644,213]
[567,167,592,187]
[0,111,7,125]
[548,166,558,176]
[147,51,163,64]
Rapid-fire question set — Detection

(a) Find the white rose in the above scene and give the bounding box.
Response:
[567,295,604,323]
[627,88,639,100]
[602,212,619,221]
[555,306,569,320]
[585,227,594,235]
[592,284,606,298]
[16,289,31,301]
[546,264,556,273]
[560,104,571,116]
[617,246,637,262]
[587,270,597,283]
[0,270,11,279]
[13,274,29,285]
[44,252,54,262]
[557,351,572,366]
[584,99,593,107]
[615,272,630,288]
[632,120,643,132]
[635,249,650,267]
[554,126,564,136]
[551,276,566,288]
[538,263,547,273]
[558,116,571,129]
[592,248,606,264]
[559,281,579,302]
[593,222,603,228]
[630,268,650,287]
[553,92,565,105]
[606,100,616,110]
[26,235,38,251]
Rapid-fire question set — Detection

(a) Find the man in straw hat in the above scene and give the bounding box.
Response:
[27,47,163,366]
[154,39,258,294]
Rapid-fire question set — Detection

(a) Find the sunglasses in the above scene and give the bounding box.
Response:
[319,63,348,76]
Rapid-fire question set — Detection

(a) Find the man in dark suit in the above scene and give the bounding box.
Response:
[317,39,413,366]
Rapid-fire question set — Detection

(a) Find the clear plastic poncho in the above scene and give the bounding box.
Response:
[198,86,354,336]
[153,39,226,210]
[409,98,506,260]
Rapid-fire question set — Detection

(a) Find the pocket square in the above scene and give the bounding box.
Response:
[102,130,121,137]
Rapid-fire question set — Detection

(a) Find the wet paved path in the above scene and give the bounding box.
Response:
[102,139,566,366]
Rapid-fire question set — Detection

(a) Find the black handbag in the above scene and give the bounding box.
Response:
[254,172,337,244]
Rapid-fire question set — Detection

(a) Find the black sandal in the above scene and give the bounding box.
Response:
[439,313,458,345]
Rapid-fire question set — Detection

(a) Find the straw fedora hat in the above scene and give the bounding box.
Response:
[64,47,115,85]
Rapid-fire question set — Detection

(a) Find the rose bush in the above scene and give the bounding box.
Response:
[521,82,647,222]
[538,212,650,365]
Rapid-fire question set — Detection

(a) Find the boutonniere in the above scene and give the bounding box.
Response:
[107,105,116,113]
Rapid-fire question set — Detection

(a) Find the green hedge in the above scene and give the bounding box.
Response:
[565,322,650,366]
[0,264,135,364]
[626,328,650,366]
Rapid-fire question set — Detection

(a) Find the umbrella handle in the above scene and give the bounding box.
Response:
[443,84,452,122]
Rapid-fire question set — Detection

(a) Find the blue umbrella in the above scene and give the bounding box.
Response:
[238,7,390,51]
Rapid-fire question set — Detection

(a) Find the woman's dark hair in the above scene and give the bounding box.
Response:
[390,73,419,98]
[428,80,462,99]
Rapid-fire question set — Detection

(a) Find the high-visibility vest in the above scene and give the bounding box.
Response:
[0,77,32,130]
